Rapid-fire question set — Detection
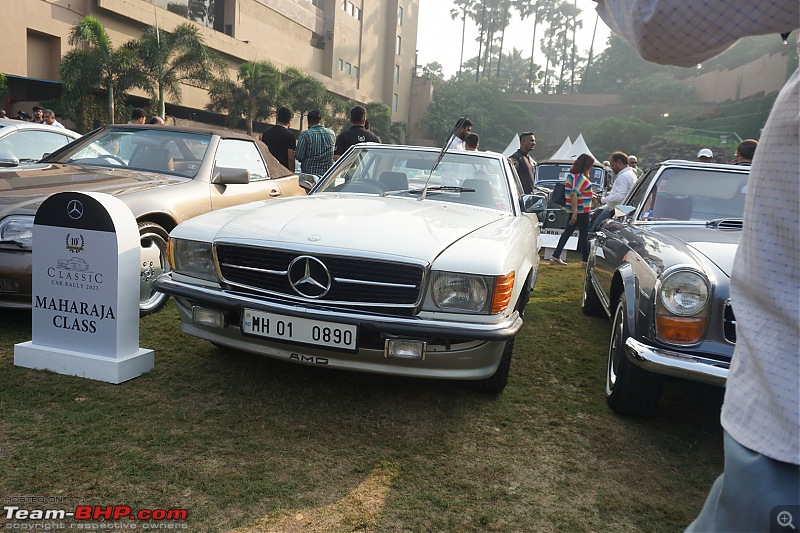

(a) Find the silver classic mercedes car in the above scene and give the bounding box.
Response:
[582,160,749,416]
[154,144,547,392]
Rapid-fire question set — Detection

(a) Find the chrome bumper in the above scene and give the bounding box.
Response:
[625,338,728,386]
[153,274,523,341]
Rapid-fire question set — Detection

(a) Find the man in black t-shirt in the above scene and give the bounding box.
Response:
[333,105,381,160]
[261,107,296,171]
[507,132,537,193]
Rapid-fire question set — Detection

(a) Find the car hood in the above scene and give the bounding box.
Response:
[656,225,742,277]
[0,163,188,217]
[200,194,507,261]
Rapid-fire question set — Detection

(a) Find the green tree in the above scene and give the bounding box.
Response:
[280,67,328,131]
[421,78,533,151]
[0,73,6,98]
[125,23,225,119]
[59,16,140,124]
[364,102,406,144]
[206,60,281,136]
[582,115,657,160]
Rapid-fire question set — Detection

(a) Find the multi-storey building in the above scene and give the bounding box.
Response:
[1,0,419,130]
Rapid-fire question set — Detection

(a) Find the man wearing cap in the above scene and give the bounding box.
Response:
[628,155,643,178]
[697,148,714,162]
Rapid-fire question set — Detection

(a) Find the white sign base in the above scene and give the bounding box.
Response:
[14,342,154,384]
[14,191,153,384]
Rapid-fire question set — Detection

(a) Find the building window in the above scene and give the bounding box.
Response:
[338,58,343,71]
[353,5,361,20]
[353,66,359,79]
[392,93,398,112]
[395,36,401,55]
[341,0,347,10]
[398,6,404,26]
[345,62,351,75]
[394,65,400,84]
[347,1,354,16]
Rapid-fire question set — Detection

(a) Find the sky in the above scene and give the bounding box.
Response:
[416,0,611,79]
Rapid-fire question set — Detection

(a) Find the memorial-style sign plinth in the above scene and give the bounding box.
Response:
[14,191,154,383]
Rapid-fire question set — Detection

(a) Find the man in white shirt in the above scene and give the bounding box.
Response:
[42,109,65,129]
[590,151,636,229]
[596,0,798,531]
[445,117,472,150]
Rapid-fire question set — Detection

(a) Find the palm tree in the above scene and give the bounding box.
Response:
[514,0,546,92]
[125,23,225,119]
[450,0,476,77]
[280,67,328,131]
[206,61,281,136]
[59,16,139,123]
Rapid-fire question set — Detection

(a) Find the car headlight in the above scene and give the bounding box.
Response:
[168,238,218,282]
[655,268,710,344]
[426,271,515,314]
[0,216,34,249]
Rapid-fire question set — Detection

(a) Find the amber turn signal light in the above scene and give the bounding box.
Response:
[491,271,515,314]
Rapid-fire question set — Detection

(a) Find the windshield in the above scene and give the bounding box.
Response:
[638,167,749,221]
[535,163,605,190]
[316,147,513,211]
[47,127,212,178]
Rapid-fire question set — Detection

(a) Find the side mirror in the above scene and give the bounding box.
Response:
[298,173,320,192]
[613,205,636,219]
[0,152,20,168]
[521,193,547,213]
[212,166,249,185]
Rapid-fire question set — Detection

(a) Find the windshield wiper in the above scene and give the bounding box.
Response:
[420,116,467,201]
[0,239,27,248]
[384,185,475,197]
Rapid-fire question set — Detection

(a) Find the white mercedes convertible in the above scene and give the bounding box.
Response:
[154,143,546,392]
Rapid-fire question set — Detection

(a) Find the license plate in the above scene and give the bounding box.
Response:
[242,309,358,351]
[543,228,578,236]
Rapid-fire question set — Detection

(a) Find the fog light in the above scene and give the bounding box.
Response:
[192,306,225,328]
[0,278,20,292]
[385,339,426,360]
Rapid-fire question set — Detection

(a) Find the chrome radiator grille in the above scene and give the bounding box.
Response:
[723,301,736,344]
[215,244,424,314]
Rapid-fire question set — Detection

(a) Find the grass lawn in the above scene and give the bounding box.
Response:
[0,253,725,531]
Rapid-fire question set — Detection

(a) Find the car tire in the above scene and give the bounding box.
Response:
[138,221,170,317]
[581,262,605,317]
[469,338,514,394]
[605,296,663,416]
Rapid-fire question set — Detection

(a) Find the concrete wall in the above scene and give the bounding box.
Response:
[0,0,418,127]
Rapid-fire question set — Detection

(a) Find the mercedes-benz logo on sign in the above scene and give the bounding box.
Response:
[287,255,331,298]
[66,199,84,220]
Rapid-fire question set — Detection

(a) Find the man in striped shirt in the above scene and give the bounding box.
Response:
[296,110,336,177]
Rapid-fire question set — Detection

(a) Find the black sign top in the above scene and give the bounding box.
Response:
[35,192,116,233]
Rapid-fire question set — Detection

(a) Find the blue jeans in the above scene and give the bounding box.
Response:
[551,212,590,262]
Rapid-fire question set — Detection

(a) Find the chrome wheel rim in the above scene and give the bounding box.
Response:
[139,231,169,312]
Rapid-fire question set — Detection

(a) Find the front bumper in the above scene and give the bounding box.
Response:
[154,275,522,380]
[625,337,728,386]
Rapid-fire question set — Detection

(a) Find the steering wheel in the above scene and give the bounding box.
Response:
[342,180,387,194]
[97,154,126,166]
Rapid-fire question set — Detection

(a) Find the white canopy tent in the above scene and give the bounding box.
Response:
[501,134,520,157]
[548,136,574,160]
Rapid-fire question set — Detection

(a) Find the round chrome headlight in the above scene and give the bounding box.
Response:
[659,269,709,316]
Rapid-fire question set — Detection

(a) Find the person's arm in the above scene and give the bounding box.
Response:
[295,134,307,163]
[595,0,798,67]
[569,190,579,223]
